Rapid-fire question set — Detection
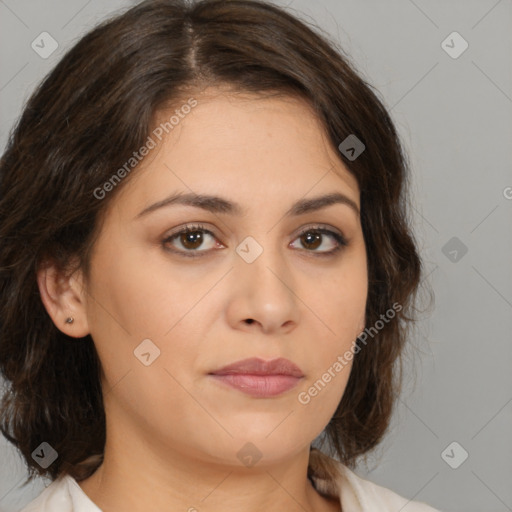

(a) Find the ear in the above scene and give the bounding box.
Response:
[36,261,90,338]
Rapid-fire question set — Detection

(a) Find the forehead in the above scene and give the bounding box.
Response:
[110,89,360,216]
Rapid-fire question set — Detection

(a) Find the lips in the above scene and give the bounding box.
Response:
[208,357,304,398]
[209,357,304,377]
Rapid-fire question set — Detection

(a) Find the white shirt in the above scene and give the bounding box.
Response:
[19,449,440,512]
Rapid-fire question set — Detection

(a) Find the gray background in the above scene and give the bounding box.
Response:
[1,1,511,511]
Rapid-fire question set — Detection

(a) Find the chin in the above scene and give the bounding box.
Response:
[197,428,313,468]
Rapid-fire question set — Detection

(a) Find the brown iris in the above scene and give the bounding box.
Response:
[300,231,321,250]
[180,230,204,249]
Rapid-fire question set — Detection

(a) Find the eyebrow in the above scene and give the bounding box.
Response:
[135,191,360,219]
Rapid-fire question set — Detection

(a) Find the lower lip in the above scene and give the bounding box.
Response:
[209,374,302,397]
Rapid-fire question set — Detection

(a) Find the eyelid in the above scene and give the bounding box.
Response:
[294,223,345,239]
[164,222,215,239]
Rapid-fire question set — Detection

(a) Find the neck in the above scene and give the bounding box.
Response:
[78,435,340,512]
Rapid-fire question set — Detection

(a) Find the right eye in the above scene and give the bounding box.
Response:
[162,223,224,257]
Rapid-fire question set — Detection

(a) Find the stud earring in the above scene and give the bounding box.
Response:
[65,317,74,324]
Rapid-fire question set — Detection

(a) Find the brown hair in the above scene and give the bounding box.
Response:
[0,0,423,484]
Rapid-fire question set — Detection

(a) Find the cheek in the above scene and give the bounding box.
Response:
[84,246,216,391]
[293,256,366,416]
[311,256,368,342]
[87,242,211,339]
[295,358,353,434]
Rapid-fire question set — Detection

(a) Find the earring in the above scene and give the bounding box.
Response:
[65,317,74,324]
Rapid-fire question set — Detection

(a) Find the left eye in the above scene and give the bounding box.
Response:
[290,227,347,255]
[162,224,347,257]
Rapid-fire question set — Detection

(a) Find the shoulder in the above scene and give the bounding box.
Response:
[339,464,441,512]
[19,476,72,512]
[18,474,101,512]
[308,448,441,512]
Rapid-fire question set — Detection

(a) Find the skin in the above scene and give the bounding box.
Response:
[38,87,368,512]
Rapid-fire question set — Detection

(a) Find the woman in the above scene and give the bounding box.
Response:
[0,0,439,511]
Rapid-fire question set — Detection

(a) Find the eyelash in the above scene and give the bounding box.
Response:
[162,223,348,258]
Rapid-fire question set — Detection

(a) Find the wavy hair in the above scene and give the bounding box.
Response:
[0,0,423,483]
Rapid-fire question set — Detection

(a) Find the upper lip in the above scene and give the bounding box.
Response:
[209,357,304,377]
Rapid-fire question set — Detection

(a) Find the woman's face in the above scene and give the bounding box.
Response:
[72,89,367,467]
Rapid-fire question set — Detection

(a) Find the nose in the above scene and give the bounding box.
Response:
[225,240,300,335]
